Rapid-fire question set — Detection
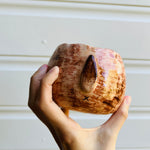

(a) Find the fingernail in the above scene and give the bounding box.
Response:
[39,64,48,71]
[125,96,131,106]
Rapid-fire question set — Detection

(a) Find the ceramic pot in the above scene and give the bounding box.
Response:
[48,43,126,114]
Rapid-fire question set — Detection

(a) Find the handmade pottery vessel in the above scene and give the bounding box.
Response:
[48,43,126,114]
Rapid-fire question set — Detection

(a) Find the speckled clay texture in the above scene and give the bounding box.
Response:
[48,43,126,114]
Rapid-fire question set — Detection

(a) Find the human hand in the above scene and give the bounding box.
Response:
[28,64,131,150]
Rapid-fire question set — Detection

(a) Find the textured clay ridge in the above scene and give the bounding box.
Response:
[48,43,126,114]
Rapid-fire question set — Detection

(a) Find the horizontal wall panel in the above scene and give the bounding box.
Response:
[1,0,150,7]
[0,16,150,59]
[0,71,32,106]
[0,118,57,150]
[126,74,150,107]
[0,1,150,59]
[56,0,150,7]
[63,0,150,6]
[0,109,149,149]
[0,56,48,106]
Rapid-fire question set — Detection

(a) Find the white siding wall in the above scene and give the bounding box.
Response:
[0,0,150,149]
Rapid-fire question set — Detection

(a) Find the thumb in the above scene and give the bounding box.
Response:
[38,66,70,129]
[40,66,59,101]
[103,96,131,134]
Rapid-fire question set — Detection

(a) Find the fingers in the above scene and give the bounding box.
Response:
[33,64,49,81]
[103,96,131,135]
[28,64,49,106]
[29,65,77,135]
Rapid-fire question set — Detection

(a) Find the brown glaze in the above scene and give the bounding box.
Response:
[48,43,126,114]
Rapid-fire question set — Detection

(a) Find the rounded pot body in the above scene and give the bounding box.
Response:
[48,43,126,114]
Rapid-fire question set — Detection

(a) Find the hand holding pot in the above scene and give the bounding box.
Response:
[28,64,131,150]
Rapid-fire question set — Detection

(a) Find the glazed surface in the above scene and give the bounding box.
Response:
[48,43,126,114]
